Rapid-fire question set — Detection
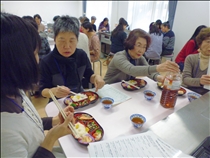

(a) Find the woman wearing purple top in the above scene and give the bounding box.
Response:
[98,17,110,32]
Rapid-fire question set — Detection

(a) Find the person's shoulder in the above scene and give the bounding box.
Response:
[186,53,199,60]
[79,32,88,40]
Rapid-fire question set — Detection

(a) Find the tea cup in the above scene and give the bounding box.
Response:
[101,97,114,109]
[143,90,156,100]
[130,114,146,128]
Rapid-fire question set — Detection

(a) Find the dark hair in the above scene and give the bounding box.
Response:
[189,25,207,41]
[162,21,170,29]
[1,12,41,97]
[112,18,128,37]
[53,15,79,39]
[91,16,96,20]
[82,21,93,32]
[149,24,161,36]
[33,14,42,21]
[124,28,151,51]
[22,15,38,30]
[100,17,109,26]
[196,27,210,47]
[53,15,60,22]
[155,19,162,29]
[83,17,90,23]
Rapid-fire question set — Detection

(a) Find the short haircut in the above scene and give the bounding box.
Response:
[33,14,42,21]
[162,21,170,29]
[22,15,38,30]
[53,15,60,22]
[124,28,151,51]
[1,12,41,97]
[196,27,210,47]
[81,22,93,32]
[91,16,96,20]
[53,15,79,40]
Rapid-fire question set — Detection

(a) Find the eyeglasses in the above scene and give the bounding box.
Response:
[134,44,147,50]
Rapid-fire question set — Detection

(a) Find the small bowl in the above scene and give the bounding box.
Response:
[101,97,114,109]
[143,90,156,100]
[130,114,146,128]
[187,92,201,102]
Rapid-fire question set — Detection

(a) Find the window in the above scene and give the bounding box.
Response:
[127,1,169,32]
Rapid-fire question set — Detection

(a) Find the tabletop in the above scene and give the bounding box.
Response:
[45,76,193,157]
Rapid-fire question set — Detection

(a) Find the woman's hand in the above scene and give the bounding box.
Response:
[53,86,70,98]
[200,75,210,85]
[156,60,180,73]
[156,75,165,83]
[91,74,105,92]
[41,107,75,152]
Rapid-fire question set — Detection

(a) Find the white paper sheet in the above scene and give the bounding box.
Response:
[204,60,210,90]
[88,131,193,157]
[93,84,131,105]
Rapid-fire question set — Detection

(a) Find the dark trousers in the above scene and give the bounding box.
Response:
[161,50,173,56]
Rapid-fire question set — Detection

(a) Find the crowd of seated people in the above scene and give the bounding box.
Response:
[1,10,209,158]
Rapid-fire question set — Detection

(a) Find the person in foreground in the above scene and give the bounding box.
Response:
[175,25,207,72]
[1,12,75,158]
[40,15,105,99]
[182,27,210,95]
[104,28,180,84]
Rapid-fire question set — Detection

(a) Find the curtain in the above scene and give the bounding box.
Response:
[83,0,87,17]
[168,0,177,30]
[127,1,169,32]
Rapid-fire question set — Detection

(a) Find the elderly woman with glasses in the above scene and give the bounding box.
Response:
[104,28,180,84]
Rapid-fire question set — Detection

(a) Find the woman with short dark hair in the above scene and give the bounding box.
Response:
[82,21,101,62]
[104,28,180,84]
[40,15,105,99]
[161,21,175,56]
[1,12,75,157]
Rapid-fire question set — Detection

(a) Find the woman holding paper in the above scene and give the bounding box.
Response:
[182,27,210,95]
[104,28,180,84]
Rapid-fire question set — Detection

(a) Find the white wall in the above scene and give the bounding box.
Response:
[1,1,83,23]
[173,1,210,61]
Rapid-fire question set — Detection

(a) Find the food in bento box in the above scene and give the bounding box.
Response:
[75,122,89,138]
[71,93,88,102]
[78,114,93,120]
[92,129,102,140]
[128,80,137,85]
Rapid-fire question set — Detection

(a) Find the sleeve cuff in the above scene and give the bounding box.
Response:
[32,146,55,158]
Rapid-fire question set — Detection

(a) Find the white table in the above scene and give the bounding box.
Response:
[45,76,193,158]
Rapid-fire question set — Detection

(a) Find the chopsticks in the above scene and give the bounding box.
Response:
[122,80,140,89]
[57,85,77,95]
[48,90,80,139]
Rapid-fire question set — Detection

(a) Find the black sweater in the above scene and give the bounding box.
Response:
[39,46,94,93]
